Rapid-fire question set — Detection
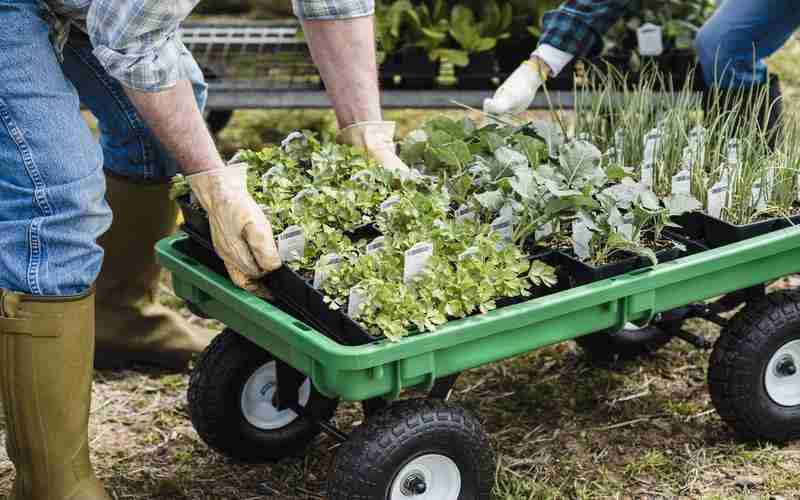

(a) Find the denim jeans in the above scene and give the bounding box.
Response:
[695,0,800,88]
[0,0,207,296]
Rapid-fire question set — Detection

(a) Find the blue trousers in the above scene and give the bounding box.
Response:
[695,0,800,88]
[0,0,206,296]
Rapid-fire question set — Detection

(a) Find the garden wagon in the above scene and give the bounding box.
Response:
[156,226,800,500]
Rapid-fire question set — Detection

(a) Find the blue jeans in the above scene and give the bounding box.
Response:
[0,0,206,296]
[695,0,800,88]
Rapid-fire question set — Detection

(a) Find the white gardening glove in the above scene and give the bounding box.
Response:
[484,58,550,116]
[187,164,282,297]
[338,121,419,180]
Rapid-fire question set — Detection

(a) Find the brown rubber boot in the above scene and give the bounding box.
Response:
[0,289,111,500]
[94,174,217,371]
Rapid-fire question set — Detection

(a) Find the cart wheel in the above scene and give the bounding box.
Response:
[577,322,672,362]
[329,399,495,500]
[188,328,338,462]
[709,291,800,442]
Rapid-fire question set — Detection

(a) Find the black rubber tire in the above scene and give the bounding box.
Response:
[576,324,673,363]
[708,290,800,442]
[188,328,338,462]
[329,399,495,500]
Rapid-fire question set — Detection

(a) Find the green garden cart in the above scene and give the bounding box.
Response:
[156,226,800,500]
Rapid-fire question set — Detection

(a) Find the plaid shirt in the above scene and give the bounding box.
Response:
[41,0,374,92]
[539,0,632,58]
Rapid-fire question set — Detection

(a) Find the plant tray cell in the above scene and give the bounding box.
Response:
[544,244,685,288]
[178,224,379,346]
[701,213,784,248]
[670,211,706,240]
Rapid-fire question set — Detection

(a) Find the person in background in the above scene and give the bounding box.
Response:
[485,0,796,135]
[0,0,406,498]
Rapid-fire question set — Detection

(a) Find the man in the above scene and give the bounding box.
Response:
[485,0,796,128]
[0,0,405,498]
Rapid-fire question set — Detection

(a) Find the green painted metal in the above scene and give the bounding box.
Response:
[156,227,800,401]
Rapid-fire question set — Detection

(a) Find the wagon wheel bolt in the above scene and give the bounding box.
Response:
[775,355,797,377]
[402,473,427,496]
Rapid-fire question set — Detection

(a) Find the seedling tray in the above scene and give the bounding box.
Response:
[701,213,800,248]
[545,244,685,288]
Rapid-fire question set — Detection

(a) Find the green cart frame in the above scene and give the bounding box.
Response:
[157,228,800,499]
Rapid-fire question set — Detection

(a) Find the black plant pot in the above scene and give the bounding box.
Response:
[397,47,439,89]
[700,213,797,248]
[379,52,404,89]
[496,36,537,77]
[455,52,499,90]
[543,244,685,288]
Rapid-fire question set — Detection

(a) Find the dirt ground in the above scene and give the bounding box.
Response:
[2,34,800,500]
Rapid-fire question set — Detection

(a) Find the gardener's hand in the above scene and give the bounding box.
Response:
[484,57,551,116]
[338,121,415,179]
[187,163,281,297]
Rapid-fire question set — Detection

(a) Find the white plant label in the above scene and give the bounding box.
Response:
[491,214,514,242]
[641,163,654,188]
[403,242,434,284]
[366,236,386,254]
[572,221,592,261]
[277,225,306,262]
[682,146,694,176]
[380,195,401,212]
[752,179,767,211]
[637,23,664,56]
[643,128,661,167]
[620,212,635,240]
[727,139,740,166]
[578,132,590,141]
[458,246,479,261]
[689,126,707,166]
[764,167,776,202]
[535,221,554,241]
[347,285,367,318]
[671,169,691,195]
[455,205,476,223]
[707,179,728,218]
[313,253,341,290]
[614,129,625,166]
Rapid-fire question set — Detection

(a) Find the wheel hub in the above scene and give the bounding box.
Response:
[389,454,461,500]
[240,361,312,430]
[400,472,427,496]
[764,340,800,407]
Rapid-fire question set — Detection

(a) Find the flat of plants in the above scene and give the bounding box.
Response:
[173,71,799,344]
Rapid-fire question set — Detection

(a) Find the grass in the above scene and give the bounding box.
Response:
[3,32,800,500]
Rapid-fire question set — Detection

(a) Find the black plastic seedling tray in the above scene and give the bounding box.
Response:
[179,223,379,346]
[543,244,685,288]
[700,213,800,248]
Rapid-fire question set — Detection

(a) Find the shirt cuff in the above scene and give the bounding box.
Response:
[93,36,185,92]
[533,44,575,77]
[293,0,374,20]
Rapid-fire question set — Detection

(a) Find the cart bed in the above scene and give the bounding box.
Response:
[156,227,800,401]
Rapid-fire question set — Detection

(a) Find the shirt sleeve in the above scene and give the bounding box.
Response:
[538,0,632,59]
[87,0,199,92]
[292,0,374,21]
